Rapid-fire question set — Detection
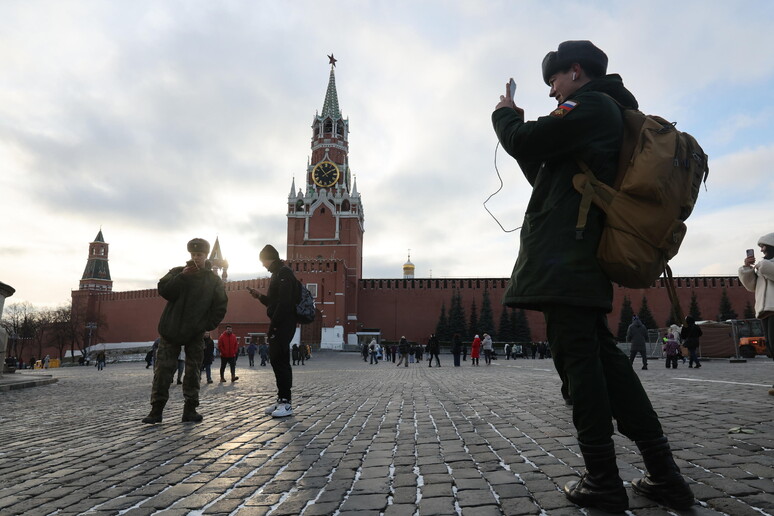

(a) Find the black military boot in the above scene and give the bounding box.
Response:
[564,441,629,513]
[141,402,165,424]
[182,403,203,423]
[632,436,695,509]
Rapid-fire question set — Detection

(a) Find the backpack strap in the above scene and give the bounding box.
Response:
[574,160,597,240]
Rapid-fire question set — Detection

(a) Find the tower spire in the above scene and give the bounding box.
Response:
[321,54,341,119]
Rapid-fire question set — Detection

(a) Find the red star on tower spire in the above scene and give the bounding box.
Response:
[328,53,337,67]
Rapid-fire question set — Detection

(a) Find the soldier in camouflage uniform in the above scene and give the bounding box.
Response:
[142,238,228,424]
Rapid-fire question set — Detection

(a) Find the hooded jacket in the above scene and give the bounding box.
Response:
[492,74,637,312]
[626,318,648,351]
[157,263,228,342]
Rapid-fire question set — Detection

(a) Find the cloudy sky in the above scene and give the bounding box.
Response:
[2,0,773,309]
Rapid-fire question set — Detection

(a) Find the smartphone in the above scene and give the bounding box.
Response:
[508,78,517,101]
[746,249,754,257]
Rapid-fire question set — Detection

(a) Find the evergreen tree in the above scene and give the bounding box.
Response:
[468,300,479,340]
[497,308,514,342]
[717,288,738,321]
[688,290,702,321]
[514,309,532,342]
[478,289,495,339]
[638,296,658,330]
[743,300,756,320]
[448,290,467,342]
[617,296,634,341]
[435,303,449,342]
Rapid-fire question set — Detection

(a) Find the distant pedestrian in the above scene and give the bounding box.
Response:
[396,337,410,367]
[681,316,703,368]
[504,343,511,360]
[142,237,228,425]
[462,341,468,362]
[202,332,215,383]
[482,334,493,365]
[663,332,680,369]
[427,334,440,367]
[218,325,239,382]
[292,343,305,365]
[247,341,258,367]
[362,342,369,362]
[176,348,185,384]
[627,315,649,370]
[471,335,481,366]
[259,341,269,366]
[369,338,378,365]
[451,333,462,367]
[739,233,774,395]
[96,351,105,371]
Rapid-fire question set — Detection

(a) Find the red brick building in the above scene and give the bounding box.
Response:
[71,61,754,352]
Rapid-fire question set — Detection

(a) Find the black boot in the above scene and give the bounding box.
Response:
[564,441,629,513]
[632,436,694,509]
[182,403,203,423]
[142,402,165,424]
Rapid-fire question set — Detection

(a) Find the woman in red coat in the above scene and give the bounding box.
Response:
[470,335,481,366]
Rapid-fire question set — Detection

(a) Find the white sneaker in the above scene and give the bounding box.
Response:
[264,402,278,415]
[271,401,293,418]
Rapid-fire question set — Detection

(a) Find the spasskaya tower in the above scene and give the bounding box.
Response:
[286,54,364,280]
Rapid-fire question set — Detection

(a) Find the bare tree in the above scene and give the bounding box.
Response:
[1,302,38,361]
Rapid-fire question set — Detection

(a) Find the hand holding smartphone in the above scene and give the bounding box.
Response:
[508,78,517,101]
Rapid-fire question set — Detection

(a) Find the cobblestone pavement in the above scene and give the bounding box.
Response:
[1,352,774,516]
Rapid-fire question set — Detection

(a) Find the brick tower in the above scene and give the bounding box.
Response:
[79,229,113,292]
[286,55,365,347]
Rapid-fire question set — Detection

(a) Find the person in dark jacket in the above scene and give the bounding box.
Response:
[492,41,693,512]
[626,315,649,370]
[396,337,410,367]
[142,238,228,424]
[451,333,462,367]
[249,244,297,418]
[201,331,215,383]
[427,333,441,367]
[681,316,703,369]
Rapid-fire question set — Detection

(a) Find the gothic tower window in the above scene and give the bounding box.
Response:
[324,119,332,134]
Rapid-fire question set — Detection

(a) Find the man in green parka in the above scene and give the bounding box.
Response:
[492,41,693,512]
[142,238,228,424]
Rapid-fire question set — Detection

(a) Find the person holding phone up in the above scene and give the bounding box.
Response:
[492,40,694,512]
[142,238,228,424]
[739,232,774,395]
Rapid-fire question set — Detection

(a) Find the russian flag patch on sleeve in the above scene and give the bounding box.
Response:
[550,100,578,118]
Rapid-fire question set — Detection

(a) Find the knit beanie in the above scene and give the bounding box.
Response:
[259,244,280,262]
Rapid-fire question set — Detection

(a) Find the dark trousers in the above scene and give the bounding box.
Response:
[453,353,461,366]
[270,324,295,401]
[220,356,237,379]
[629,348,648,368]
[201,362,212,381]
[150,336,204,407]
[429,352,440,366]
[764,316,774,362]
[248,353,255,366]
[544,305,663,444]
[665,356,678,368]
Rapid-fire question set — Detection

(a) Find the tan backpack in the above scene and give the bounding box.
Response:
[573,97,709,293]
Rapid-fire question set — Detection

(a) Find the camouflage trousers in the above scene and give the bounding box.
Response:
[150,336,204,407]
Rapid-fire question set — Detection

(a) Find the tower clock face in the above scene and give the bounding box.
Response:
[312,161,340,188]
